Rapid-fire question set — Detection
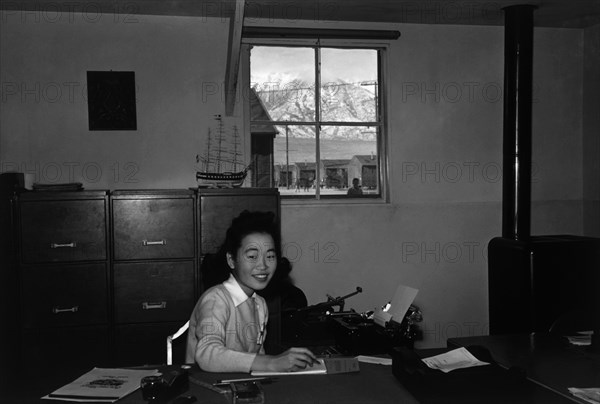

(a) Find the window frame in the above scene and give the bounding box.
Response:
[242,37,391,204]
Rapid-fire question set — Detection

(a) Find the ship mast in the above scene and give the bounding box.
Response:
[232,125,240,172]
[215,115,224,173]
[204,128,212,171]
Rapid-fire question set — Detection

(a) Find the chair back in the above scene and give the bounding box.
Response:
[167,321,189,365]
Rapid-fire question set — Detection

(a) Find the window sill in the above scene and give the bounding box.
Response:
[280,195,388,206]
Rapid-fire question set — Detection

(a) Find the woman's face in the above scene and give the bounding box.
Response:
[227,232,277,296]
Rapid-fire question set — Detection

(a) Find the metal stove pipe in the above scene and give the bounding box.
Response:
[502,4,536,241]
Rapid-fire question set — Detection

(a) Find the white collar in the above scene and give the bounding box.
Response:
[223,274,256,307]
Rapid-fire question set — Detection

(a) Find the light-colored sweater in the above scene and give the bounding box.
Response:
[185,275,268,372]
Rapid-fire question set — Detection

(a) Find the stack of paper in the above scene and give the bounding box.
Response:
[42,367,159,402]
[421,347,490,373]
[568,387,600,404]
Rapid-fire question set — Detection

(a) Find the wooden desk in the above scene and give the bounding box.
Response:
[130,363,419,404]
[9,362,419,404]
[447,333,600,403]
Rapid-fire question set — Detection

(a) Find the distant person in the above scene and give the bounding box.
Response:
[347,178,363,196]
[303,178,312,192]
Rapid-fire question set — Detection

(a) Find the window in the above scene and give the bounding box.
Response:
[247,42,387,200]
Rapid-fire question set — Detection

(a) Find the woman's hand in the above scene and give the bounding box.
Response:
[252,347,320,372]
[271,347,320,372]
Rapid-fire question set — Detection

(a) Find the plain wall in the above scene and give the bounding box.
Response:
[0,12,231,188]
[583,23,600,237]
[1,11,596,348]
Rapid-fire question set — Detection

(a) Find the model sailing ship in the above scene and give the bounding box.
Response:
[196,115,249,188]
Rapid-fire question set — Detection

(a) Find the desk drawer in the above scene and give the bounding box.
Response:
[20,199,107,263]
[20,263,108,328]
[114,261,195,323]
[112,198,194,260]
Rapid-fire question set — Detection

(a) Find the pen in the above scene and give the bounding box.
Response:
[213,376,275,386]
[189,376,229,394]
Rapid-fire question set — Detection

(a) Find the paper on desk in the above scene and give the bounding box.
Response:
[568,387,600,404]
[372,284,418,327]
[421,347,489,373]
[566,330,593,346]
[42,367,159,402]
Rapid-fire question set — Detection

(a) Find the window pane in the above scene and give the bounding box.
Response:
[274,125,317,196]
[251,47,315,122]
[248,44,384,200]
[320,49,378,123]
[320,126,379,196]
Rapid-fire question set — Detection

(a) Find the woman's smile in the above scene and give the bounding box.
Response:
[227,232,277,296]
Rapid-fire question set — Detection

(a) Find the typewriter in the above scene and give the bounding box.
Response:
[282,287,422,355]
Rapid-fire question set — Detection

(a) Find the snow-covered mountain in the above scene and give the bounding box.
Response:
[255,79,378,141]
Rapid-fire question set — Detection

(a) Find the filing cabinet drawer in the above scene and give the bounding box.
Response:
[114,261,195,323]
[21,326,110,376]
[113,198,194,260]
[19,199,107,263]
[20,263,108,328]
[115,322,187,366]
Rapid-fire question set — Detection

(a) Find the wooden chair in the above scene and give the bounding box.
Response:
[166,321,189,365]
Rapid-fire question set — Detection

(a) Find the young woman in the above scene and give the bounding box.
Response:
[185,211,318,373]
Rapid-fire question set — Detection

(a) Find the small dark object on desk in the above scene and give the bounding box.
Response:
[231,381,264,404]
[141,376,165,401]
[141,366,189,402]
[189,375,229,394]
[171,395,197,404]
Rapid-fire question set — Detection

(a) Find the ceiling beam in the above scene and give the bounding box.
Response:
[224,0,245,116]
[242,27,401,40]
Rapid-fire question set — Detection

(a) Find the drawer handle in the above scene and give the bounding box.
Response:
[142,301,167,310]
[52,306,79,314]
[50,242,77,249]
[142,240,167,246]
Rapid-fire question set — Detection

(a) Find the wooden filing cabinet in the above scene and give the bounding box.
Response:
[14,191,111,380]
[10,187,281,375]
[111,190,197,366]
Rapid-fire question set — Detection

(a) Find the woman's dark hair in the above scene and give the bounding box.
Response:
[223,210,281,259]
[201,212,307,310]
[201,211,280,289]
